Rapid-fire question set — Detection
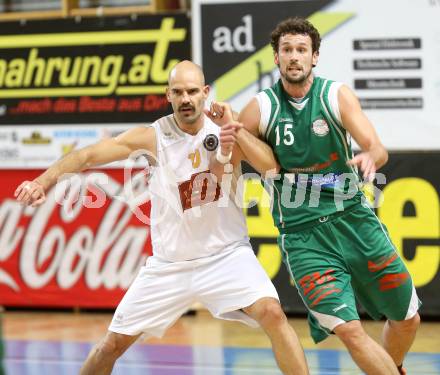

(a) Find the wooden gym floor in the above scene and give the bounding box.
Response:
[1,310,440,374]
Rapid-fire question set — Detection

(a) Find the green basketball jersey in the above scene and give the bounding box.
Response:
[256,77,363,230]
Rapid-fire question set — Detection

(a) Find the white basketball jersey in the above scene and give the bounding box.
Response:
[147,114,249,262]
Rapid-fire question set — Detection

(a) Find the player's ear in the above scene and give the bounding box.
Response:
[274,50,280,66]
[312,51,319,68]
[203,85,210,97]
[166,87,171,102]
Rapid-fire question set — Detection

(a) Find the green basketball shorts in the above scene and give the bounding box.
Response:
[278,202,421,343]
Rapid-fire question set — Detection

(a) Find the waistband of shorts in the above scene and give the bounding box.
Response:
[278,204,359,234]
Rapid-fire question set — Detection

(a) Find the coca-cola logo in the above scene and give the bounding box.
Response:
[0,171,150,292]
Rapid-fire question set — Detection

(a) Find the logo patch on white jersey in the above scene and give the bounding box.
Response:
[178,170,221,211]
[203,134,219,151]
[163,131,173,138]
[312,119,329,137]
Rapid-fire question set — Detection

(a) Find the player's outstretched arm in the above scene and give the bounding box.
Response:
[339,85,388,180]
[14,126,156,206]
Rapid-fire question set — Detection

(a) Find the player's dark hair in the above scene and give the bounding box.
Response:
[270,17,321,54]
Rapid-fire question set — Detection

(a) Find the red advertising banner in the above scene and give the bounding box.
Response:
[0,169,151,308]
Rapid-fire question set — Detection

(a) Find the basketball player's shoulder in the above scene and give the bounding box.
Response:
[153,114,186,146]
[316,76,344,93]
[155,114,174,133]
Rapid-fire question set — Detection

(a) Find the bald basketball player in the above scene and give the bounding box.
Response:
[15,61,309,375]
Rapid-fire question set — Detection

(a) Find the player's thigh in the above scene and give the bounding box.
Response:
[194,246,278,317]
[341,206,420,320]
[279,232,359,326]
[352,246,419,321]
[110,259,194,337]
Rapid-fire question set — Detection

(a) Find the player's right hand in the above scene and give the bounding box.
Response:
[14,180,46,207]
[204,101,234,127]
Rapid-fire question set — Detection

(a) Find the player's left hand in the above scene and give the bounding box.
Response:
[347,152,376,181]
[220,121,243,155]
[204,101,234,127]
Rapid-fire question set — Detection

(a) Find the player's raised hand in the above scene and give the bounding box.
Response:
[347,152,376,182]
[14,180,46,207]
[204,101,234,127]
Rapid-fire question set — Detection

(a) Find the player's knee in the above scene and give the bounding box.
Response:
[390,312,420,333]
[406,312,421,331]
[334,320,367,349]
[258,300,286,327]
[94,334,128,361]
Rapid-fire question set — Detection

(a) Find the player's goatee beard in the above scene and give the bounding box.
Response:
[284,69,311,84]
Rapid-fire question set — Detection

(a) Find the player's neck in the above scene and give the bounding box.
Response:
[282,74,314,99]
[173,114,204,136]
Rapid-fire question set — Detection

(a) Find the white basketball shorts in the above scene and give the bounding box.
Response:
[109,245,279,337]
